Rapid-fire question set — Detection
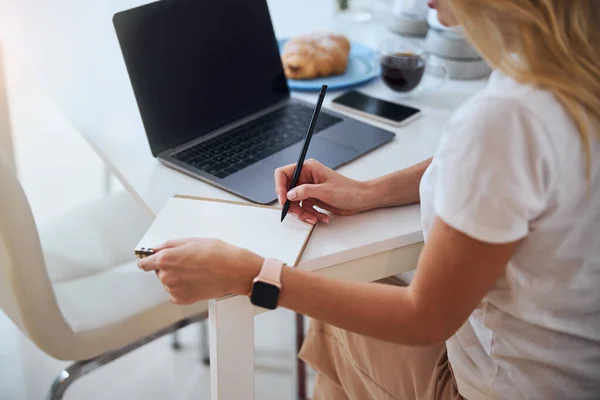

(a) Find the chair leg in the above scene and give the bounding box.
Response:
[46,313,207,400]
[170,317,194,351]
[171,331,182,350]
[200,319,210,365]
[46,362,88,400]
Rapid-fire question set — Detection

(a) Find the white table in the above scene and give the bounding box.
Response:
[0,1,487,398]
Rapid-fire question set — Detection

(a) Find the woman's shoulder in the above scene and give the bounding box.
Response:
[455,70,572,137]
[445,70,575,156]
[429,71,567,243]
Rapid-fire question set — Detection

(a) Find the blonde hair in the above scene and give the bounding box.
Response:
[450,0,600,179]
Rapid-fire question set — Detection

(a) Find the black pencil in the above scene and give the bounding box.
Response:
[281,84,328,222]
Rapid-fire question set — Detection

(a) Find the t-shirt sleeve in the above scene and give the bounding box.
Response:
[433,97,555,244]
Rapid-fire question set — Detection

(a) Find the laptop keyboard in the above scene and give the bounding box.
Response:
[171,103,342,179]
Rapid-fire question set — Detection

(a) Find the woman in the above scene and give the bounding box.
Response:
[138,0,600,398]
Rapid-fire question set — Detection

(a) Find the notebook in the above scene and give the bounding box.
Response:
[134,195,316,267]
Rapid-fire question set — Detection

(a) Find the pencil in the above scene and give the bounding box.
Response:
[281,84,328,222]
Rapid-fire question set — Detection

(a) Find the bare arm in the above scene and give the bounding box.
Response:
[272,157,432,224]
[140,215,518,346]
[236,217,519,346]
[362,157,432,210]
[141,160,516,346]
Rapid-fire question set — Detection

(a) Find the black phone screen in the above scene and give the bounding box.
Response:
[332,91,420,122]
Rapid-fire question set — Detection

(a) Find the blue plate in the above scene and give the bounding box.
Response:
[278,39,380,91]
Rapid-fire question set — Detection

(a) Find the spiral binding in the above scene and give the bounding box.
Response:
[134,247,155,259]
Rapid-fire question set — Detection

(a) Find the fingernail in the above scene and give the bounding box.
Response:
[287,189,297,200]
[306,218,317,225]
[290,211,298,217]
[322,217,330,224]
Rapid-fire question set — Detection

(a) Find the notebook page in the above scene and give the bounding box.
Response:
[136,197,314,266]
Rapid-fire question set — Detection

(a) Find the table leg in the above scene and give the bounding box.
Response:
[293,313,307,400]
[209,295,255,400]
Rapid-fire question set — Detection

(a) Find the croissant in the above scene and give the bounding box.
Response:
[281,34,351,80]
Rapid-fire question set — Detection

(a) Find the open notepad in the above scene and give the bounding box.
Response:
[134,195,316,267]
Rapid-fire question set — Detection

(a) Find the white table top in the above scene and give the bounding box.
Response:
[1,0,487,271]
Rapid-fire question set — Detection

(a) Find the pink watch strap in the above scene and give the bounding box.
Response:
[254,258,284,288]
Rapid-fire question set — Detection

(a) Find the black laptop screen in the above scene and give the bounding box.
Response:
[113,0,289,156]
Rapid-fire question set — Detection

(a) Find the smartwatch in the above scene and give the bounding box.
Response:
[249,258,284,310]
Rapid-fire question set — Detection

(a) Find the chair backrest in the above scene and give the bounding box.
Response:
[0,0,150,355]
[0,46,72,356]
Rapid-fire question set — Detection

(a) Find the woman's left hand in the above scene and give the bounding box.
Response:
[137,238,264,305]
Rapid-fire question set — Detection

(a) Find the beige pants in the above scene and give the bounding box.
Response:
[298,278,463,400]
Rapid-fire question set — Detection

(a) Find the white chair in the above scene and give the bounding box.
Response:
[0,48,209,400]
[0,148,210,400]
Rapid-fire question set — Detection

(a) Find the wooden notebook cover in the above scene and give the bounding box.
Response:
[135,195,316,267]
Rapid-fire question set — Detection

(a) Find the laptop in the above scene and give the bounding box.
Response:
[113,0,395,204]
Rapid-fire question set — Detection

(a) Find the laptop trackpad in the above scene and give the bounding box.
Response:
[263,137,358,170]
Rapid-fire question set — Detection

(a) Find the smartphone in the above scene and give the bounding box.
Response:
[331,90,421,127]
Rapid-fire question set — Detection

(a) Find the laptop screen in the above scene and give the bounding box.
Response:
[113,0,289,156]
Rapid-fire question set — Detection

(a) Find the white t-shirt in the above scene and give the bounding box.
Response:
[419,70,600,399]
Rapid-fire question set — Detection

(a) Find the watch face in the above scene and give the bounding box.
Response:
[250,281,280,310]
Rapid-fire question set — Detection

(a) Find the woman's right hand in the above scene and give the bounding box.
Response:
[274,159,373,224]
